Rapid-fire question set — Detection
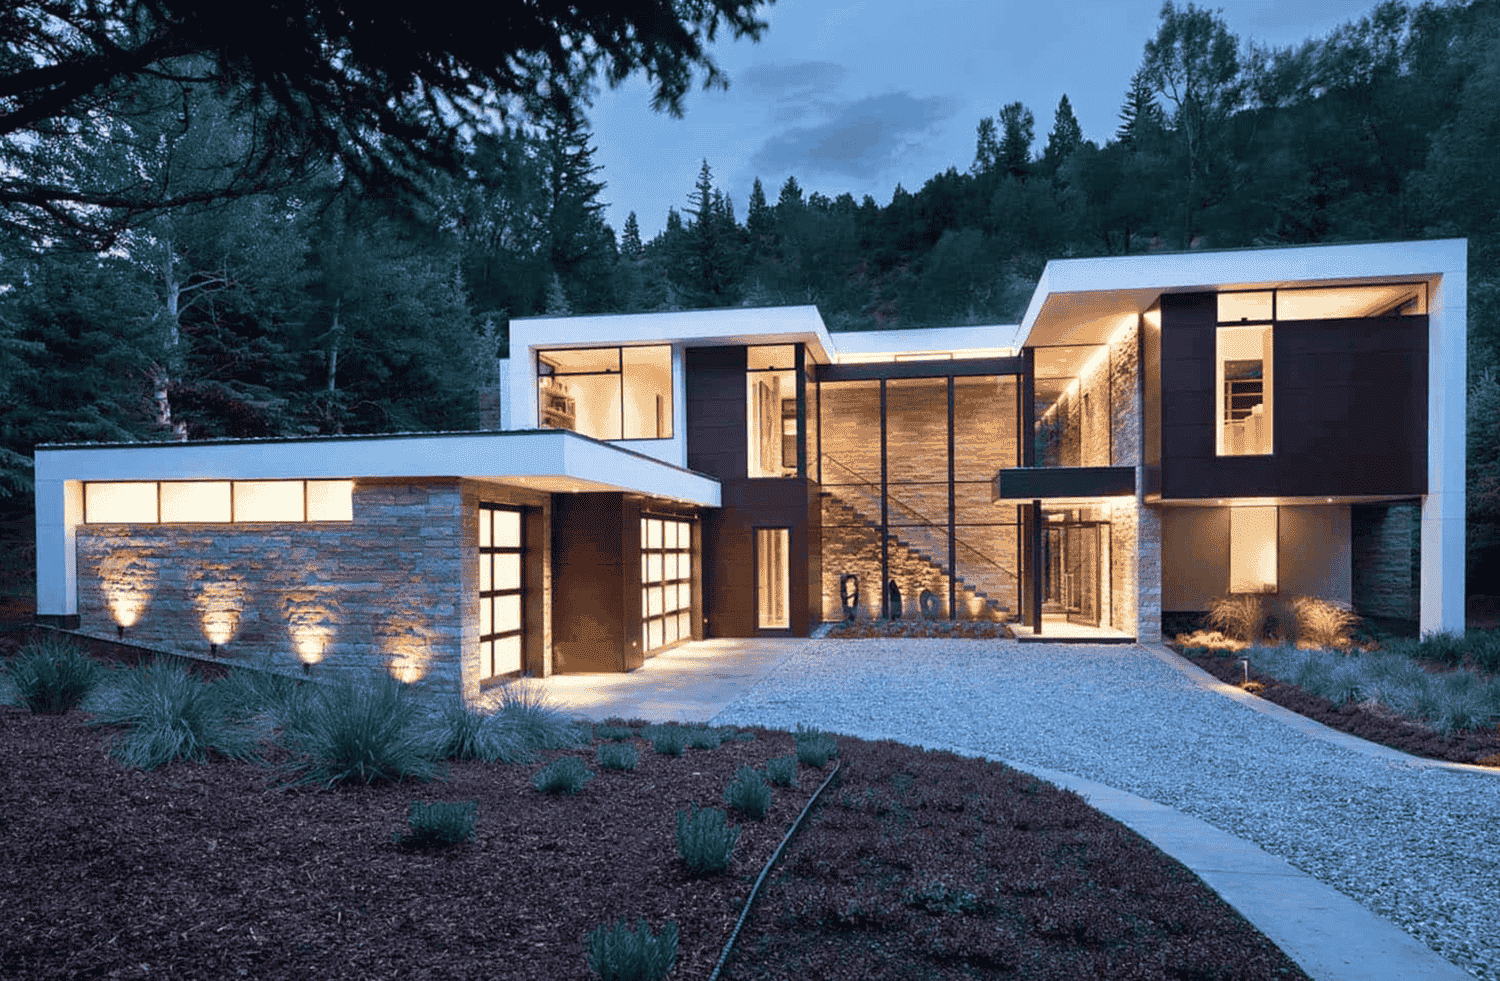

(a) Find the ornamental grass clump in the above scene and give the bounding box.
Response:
[214,660,301,731]
[533,756,593,795]
[764,753,799,788]
[419,694,532,764]
[675,805,739,876]
[1291,595,1361,649]
[87,659,258,770]
[795,723,838,767]
[277,674,443,788]
[491,678,590,750]
[596,742,639,771]
[1206,593,1269,644]
[594,723,636,742]
[586,916,679,981]
[6,634,101,714]
[686,727,724,750]
[649,725,688,756]
[723,765,772,820]
[394,799,477,849]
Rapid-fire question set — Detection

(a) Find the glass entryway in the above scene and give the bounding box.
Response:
[478,504,524,682]
[1042,511,1107,627]
[755,527,790,630]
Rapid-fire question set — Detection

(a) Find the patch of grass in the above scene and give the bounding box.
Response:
[794,723,838,767]
[594,723,637,742]
[597,742,639,771]
[419,694,532,764]
[649,725,688,757]
[687,727,724,750]
[86,659,258,770]
[491,678,591,750]
[6,634,101,714]
[533,756,593,795]
[723,764,772,820]
[394,799,477,849]
[1206,593,1269,643]
[586,916,678,981]
[675,805,739,876]
[214,659,302,732]
[764,754,798,788]
[276,674,444,789]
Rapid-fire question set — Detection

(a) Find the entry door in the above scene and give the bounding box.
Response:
[478,504,524,682]
[1064,523,1101,627]
[755,527,791,630]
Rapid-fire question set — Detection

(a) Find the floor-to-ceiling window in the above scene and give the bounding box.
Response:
[755,527,790,629]
[478,504,523,682]
[642,515,693,653]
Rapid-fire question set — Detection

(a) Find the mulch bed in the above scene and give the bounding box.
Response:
[1177,649,1500,765]
[823,619,1015,640]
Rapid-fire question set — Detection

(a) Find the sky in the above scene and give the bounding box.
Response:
[585,0,1381,240]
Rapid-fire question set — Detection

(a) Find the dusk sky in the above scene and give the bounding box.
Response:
[587,0,1381,239]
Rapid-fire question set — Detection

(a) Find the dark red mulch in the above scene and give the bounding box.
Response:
[1178,650,1500,765]
[723,736,1313,981]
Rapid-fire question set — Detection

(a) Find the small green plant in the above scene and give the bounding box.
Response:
[277,674,444,788]
[1291,595,1361,649]
[6,634,101,714]
[214,660,301,731]
[533,756,594,795]
[419,694,534,764]
[686,728,724,749]
[675,805,739,876]
[594,723,636,742]
[596,742,639,771]
[650,726,688,756]
[764,754,798,788]
[723,765,772,820]
[795,723,838,767]
[491,678,590,750]
[87,659,257,770]
[394,800,477,848]
[586,916,679,981]
[1206,593,1269,643]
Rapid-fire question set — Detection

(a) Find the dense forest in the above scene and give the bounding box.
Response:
[2,0,1498,582]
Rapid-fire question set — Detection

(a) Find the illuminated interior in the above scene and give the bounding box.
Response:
[1229,506,1278,593]
[536,345,673,440]
[641,516,692,652]
[755,527,790,629]
[1216,325,1273,456]
[83,480,353,524]
[478,504,524,681]
[746,345,798,478]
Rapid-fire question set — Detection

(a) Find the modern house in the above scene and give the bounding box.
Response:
[33,239,1467,699]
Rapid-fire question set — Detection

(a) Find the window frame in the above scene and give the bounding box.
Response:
[535,345,674,441]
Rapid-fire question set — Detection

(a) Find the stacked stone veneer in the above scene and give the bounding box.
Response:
[76,478,551,700]
[1351,502,1421,621]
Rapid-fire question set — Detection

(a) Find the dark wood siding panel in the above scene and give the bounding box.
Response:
[550,493,626,673]
[701,478,818,638]
[686,346,748,480]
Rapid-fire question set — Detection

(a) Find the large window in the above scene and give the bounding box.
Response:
[755,527,790,629]
[1229,506,1278,594]
[537,345,672,440]
[641,516,692,653]
[747,345,798,477]
[84,480,353,523]
[1216,322,1273,456]
[478,505,524,681]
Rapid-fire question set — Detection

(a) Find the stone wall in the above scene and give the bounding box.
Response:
[76,479,549,699]
[1351,502,1421,621]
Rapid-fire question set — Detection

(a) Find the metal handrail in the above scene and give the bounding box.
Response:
[820,454,1016,582]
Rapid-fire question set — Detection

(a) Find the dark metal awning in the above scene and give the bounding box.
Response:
[993,466,1136,501]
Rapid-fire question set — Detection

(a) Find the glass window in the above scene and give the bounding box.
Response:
[1230,507,1278,594]
[748,369,797,477]
[1276,284,1425,320]
[641,516,693,654]
[756,528,790,629]
[478,503,524,681]
[536,346,672,440]
[306,480,354,521]
[160,482,231,523]
[85,482,159,523]
[1217,291,1273,323]
[84,480,352,524]
[1216,325,1273,456]
[233,481,305,522]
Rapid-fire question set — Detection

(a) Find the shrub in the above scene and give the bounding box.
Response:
[1409,630,1469,668]
[394,799,477,848]
[1291,651,1336,700]
[88,660,257,769]
[724,765,772,820]
[687,728,724,750]
[1291,596,1361,649]
[586,917,678,981]
[491,678,589,750]
[675,805,739,876]
[6,634,101,714]
[795,723,838,767]
[595,724,636,742]
[214,660,301,730]
[533,756,593,795]
[650,726,688,757]
[1326,660,1366,705]
[1206,593,1269,643]
[420,694,531,764]
[764,754,799,788]
[277,674,443,788]
[597,743,639,771]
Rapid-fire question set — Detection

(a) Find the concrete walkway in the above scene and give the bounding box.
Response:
[520,638,1483,981]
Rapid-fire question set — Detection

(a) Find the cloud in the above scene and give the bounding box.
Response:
[732,61,850,125]
[750,91,960,180]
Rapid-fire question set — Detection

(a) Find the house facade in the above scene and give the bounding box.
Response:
[33,239,1467,699]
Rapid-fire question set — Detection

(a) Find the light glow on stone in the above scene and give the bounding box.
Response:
[194,577,246,646]
[98,550,158,628]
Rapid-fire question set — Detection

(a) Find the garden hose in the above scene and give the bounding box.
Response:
[706,757,842,981]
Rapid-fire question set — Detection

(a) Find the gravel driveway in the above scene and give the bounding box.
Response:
[708,640,1500,981]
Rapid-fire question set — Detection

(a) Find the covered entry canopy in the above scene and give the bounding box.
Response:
[34,428,721,616]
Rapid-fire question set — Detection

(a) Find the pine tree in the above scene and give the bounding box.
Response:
[746,177,775,253]
[1116,68,1164,146]
[998,102,1035,179]
[621,211,643,260]
[1043,94,1084,172]
[972,117,1001,175]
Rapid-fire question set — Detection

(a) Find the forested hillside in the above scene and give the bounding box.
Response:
[2,0,1498,582]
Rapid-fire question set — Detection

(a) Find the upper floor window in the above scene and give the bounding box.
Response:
[747,345,798,478]
[1216,324,1273,456]
[537,345,672,440]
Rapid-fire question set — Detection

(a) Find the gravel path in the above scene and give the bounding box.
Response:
[708,640,1500,981]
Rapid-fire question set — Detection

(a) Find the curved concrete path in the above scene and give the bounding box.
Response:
[519,638,1486,981]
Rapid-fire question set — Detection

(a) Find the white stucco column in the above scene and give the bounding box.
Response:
[1422,248,1467,637]
[34,477,82,617]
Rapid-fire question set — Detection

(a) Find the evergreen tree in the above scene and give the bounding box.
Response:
[1042,94,1084,175]
[997,102,1036,178]
[972,116,1001,175]
[621,212,644,260]
[680,160,741,306]
[541,105,615,311]
[1117,68,1165,146]
[746,177,776,253]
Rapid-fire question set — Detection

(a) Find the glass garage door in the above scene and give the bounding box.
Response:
[478,504,523,681]
[642,516,693,655]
